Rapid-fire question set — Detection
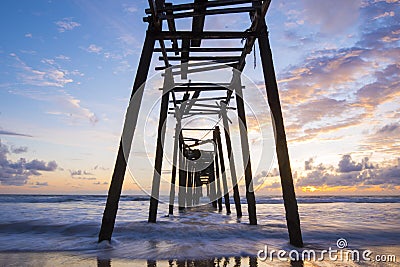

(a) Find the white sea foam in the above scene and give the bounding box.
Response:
[0,195,399,260]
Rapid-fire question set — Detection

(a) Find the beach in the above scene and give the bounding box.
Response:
[0,195,399,266]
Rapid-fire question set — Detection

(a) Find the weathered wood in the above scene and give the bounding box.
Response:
[168,63,237,75]
[213,137,223,212]
[186,161,194,207]
[98,28,155,243]
[181,39,190,79]
[154,31,256,40]
[164,3,179,55]
[169,113,181,215]
[233,73,257,225]
[221,102,242,217]
[162,56,240,62]
[178,153,187,211]
[209,163,218,208]
[191,0,207,47]
[145,0,253,14]
[214,126,231,215]
[171,86,231,92]
[148,71,172,223]
[258,21,303,247]
[172,96,234,104]
[153,6,256,20]
[154,47,244,53]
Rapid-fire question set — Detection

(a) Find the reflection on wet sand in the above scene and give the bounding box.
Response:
[97,256,304,267]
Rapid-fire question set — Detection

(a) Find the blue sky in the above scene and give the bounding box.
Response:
[0,0,399,195]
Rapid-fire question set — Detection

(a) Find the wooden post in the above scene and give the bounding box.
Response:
[186,160,193,207]
[208,163,218,208]
[215,126,231,215]
[169,114,181,215]
[213,131,223,212]
[233,72,257,225]
[178,151,187,211]
[220,103,242,217]
[98,27,155,242]
[148,70,172,223]
[258,21,303,247]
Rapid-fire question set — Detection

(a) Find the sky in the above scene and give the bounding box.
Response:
[0,0,399,196]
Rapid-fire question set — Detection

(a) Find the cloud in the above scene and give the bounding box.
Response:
[55,18,81,33]
[0,129,33,137]
[69,169,93,176]
[49,92,99,124]
[35,181,48,186]
[86,44,103,54]
[0,142,57,186]
[361,122,400,156]
[10,146,28,154]
[11,89,99,125]
[296,155,398,189]
[10,53,74,88]
[123,5,138,13]
[25,33,32,38]
[301,0,362,33]
[69,169,97,180]
[273,0,400,145]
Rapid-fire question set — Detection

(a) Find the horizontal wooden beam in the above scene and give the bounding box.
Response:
[154,47,244,53]
[144,6,256,21]
[169,86,231,92]
[145,0,253,14]
[161,56,240,61]
[167,63,237,75]
[153,31,256,40]
[170,96,233,103]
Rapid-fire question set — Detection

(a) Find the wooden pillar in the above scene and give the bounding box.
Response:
[213,133,223,212]
[214,126,231,215]
[169,113,181,215]
[233,72,257,225]
[221,102,242,217]
[148,69,172,223]
[194,170,201,205]
[258,21,303,247]
[178,150,187,211]
[98,27,155,242]
[186,160,193,207]
[208,164,218,208]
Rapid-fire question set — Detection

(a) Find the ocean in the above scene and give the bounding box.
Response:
[0,195,399,266]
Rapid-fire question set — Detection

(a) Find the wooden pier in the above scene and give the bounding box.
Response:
[99,0,303,248]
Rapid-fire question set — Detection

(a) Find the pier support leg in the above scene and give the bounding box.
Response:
[215,126,231,215]
[186,161,193,207]
[178,155,187,211]
[233,73,257,225]
[209,164,218,209]
[169,117,181,215]
[98,29,155,242]
[148,70,172,223]
[258,21,303,247]
[221,102,242,217]
[213,142,223,212]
